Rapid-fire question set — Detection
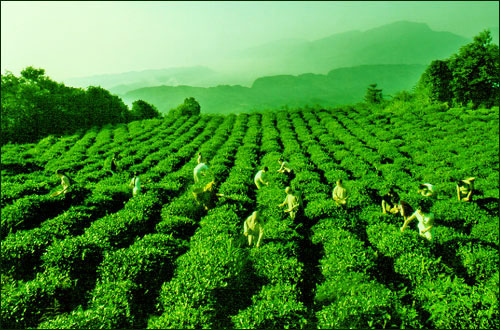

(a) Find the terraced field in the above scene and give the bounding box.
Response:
[1,105,498,329]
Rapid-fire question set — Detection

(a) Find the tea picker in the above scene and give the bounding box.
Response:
[243,210,264,248]
[254,166,269,190]
[50,169,71,197]
[332,179,348,205]
[278,186,301,220]
[129,171,141,197]
[193,162,209,183]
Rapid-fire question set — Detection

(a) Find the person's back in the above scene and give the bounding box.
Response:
[287,193,300,219]
[61,175,71,191]
[130,174,141,196]
[194,162,208,183]
[133,176,141,196]
[398,200,414,220]
[254,167,269,189]
[51,170,71,197]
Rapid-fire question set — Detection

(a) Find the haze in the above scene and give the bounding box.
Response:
[1,1,498,82]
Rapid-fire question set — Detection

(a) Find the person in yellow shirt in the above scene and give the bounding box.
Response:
[332,179,348,206]
[192,179,224,210]
[278,187,300,220]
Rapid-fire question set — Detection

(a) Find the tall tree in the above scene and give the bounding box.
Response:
[417,59,453,103]
[448,30,499,108]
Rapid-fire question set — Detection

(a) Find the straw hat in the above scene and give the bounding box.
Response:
[462,177,475,184]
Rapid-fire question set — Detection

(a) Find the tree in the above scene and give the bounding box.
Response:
[448,30,499,108]
[169,97,201,117]
[1,67,133,145]
[364,84,383,104]
[417,59,453,104]
[131,99,161,120]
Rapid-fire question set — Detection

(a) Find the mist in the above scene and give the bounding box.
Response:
[1,1,498,83]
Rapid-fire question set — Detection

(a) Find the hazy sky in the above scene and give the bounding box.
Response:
[1,1,498,81]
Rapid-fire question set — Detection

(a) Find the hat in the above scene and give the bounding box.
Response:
[462,177,475,184]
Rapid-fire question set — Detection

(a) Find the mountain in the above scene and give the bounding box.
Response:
[63,21,472,91]
[63,66,221,94]
[122,64,426,114]
[225,21,470,77]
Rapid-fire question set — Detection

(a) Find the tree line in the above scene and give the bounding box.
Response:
[364,30,498,109]
[1,67,163,145]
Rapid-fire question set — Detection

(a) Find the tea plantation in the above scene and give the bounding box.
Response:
[1,104,498,329]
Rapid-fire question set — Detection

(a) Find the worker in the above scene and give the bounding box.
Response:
[194,162,209,183]
[243,210,264,248]
[418,183,435,197]
[129,171,141,197]
[400,200,435,241]
[109,153,118,174]
[278,186,301,220]
[254,167,269,190]
[457,177,475,202]
[50,169,71,197]
[332,179,348,205]
[381,186,400,214]
[192,179,224,210]
[397,200,414,222]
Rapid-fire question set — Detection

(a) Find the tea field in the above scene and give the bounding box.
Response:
[1,104,499,329]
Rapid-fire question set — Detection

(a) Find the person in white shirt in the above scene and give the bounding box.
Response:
[254,167,269,190]
[418,183,435,197]
[193,162,209,183]
[332,179,348,205]
[50,169,71,197]
[400,201,434,241]
[244,210,264,248]
[278,187,300,220]
[129,172,141,197]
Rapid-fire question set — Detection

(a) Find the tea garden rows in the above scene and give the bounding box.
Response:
[1,104,498,329]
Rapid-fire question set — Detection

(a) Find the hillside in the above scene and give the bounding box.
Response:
[122,64,426,114]
[1,103,498,329]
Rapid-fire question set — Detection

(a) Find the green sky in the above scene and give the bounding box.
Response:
[1,1,498,81]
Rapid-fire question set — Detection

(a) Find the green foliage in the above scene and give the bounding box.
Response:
[169,96,201,117]
[0,102,498,329]
[316,273,395,329]
[130,99,162,120]
[417,59,453,103]
[418,30,500,108]
[364,83,383,104]
[1,67,133,144]
[232,283,308,329]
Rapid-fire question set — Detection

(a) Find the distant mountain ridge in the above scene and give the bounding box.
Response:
[122,64,427,114]
[227,21,470,77]
[63,21,473,92]
[63,66,219,93]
